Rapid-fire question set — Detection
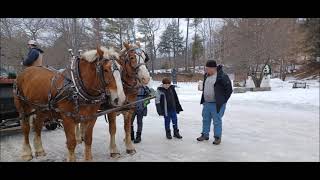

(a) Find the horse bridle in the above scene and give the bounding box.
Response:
[70,55,121,104]
[96,55,121,91]
[122,47,149,88]
[126,48,149,70]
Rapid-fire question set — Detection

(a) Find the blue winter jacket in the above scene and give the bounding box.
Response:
[23,47,44,66]
[135,86,151,116]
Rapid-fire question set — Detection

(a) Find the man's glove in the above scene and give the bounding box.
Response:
[143,99,150,108]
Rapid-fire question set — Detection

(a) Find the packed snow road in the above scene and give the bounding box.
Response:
[1,79,319,162]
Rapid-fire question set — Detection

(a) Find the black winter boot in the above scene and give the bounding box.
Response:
[166,129,172,139]
[130,126,135,141]
[134,132,141,143]
[173,129,182,139]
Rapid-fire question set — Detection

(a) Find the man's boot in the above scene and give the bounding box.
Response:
[196,133,209,141]
[212,136,221,145]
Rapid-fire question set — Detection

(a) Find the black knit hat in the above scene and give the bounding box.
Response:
[205,60,217,67]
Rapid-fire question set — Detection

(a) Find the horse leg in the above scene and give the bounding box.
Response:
[33,113,46,157]
[81,122,85,141]
[123,111,136,155]
[83,119,96,161]
[62,118,77,162]
[15,97,33,161]
[21,115,33,161]
[108,112,120,158]
[75,123,82,144]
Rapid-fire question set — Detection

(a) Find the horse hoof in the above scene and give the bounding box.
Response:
[22,155,33,161]
[85,154,93,161]
[126,149,136,155]
[35,151,47,157]
[67,158,76,162]
[84,158,93,162]
[110,153,120,158]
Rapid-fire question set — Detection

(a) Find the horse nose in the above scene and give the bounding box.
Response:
[114,98,119,104]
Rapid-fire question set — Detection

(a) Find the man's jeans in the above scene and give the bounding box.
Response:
[202,102,226,138]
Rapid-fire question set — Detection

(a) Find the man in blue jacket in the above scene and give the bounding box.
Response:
[197,60,233,145]
[23,40,44,67]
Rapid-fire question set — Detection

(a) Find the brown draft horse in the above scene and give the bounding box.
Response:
[107,42,151,157]
[13,46,125,161]
[75,42,151,157]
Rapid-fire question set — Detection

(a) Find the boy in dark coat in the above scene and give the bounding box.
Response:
[155,78,183,139]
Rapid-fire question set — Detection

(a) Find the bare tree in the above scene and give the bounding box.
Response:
[185,18,190,71]
[137,18,161,74]
[191,18,202,74]
[103,18,135,49]
[215,18,304,87]
[19,18,49,42]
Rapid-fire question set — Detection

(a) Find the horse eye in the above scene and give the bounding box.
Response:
[145,54,149,62]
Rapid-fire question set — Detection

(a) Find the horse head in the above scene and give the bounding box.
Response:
[81,46,126,106]
[120,41,151,86]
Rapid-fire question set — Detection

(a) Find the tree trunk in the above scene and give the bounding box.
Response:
[252,75,262,88]
[168,53,171,69]
[185,18,189,72]
[0,21,2,72]
[119,23,122,49]
[193,31,197,74]
[93,18,102,45]
[150,50,154,75]
[279,58,284,80]
[193,57,195,74]
[208,19,213,59]
[72,18,79,54]
[152,33,156,74]
[131,19,136,43]
[281,59,288,81]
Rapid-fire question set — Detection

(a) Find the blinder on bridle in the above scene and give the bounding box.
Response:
[95,55,121,94]
[125,48,149,71]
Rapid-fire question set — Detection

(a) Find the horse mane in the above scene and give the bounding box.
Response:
[81,46,119,63]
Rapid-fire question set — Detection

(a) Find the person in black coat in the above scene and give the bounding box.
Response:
[197,60,233,145]
[130,85,151,143]
[155,78,183,139]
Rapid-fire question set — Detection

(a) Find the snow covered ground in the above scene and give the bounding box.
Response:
[0,78,319,162]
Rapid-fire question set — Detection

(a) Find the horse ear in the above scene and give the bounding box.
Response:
[136,41,141,48]
[96,45,104,57]
[123,41,130,50]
